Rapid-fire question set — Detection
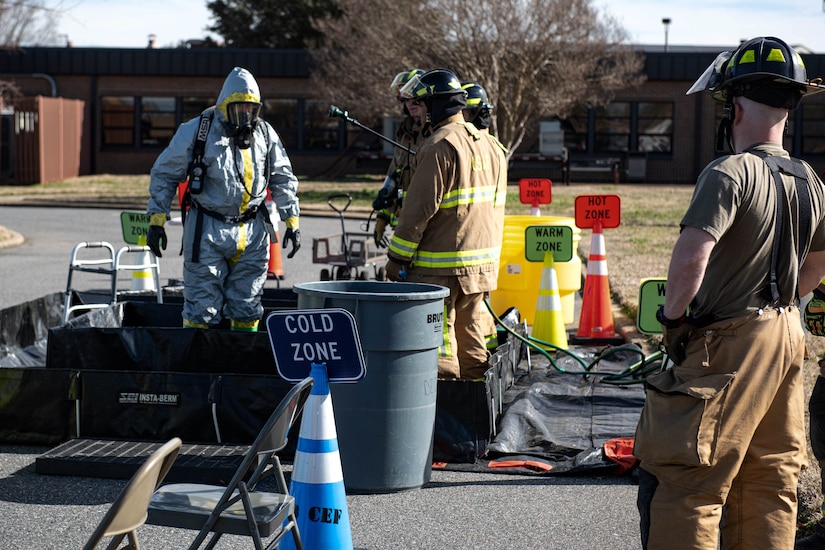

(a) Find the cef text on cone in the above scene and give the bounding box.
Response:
[282,362,353,550]
[576,219,615,339]
[531,252,568,349]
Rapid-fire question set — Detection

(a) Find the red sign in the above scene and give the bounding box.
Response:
[574,194,621,229]
[518,178,552,206]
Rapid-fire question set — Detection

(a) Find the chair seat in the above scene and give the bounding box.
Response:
[148,483,293,538]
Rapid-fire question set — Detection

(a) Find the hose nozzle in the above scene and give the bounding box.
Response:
[328,105,347,119]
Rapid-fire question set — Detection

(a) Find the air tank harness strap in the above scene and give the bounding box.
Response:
[189,201,263,263]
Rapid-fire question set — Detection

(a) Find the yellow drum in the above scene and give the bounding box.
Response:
[490,215,582,326]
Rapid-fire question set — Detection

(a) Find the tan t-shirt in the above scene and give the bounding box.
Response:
[682,142,825,320]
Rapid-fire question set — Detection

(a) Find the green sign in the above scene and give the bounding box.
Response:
[524,225,573,263]
[636,278,667,335]
[120,211,150,245]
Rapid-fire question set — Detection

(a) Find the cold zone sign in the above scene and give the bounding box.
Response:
[266,308,366,383]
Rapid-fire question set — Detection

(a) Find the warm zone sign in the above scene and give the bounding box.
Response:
[637,278,667,335]
[120,211,150,245]
[524,225,574,262]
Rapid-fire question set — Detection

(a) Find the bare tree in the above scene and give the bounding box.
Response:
[312,0,645,155]
[0,0,62,47]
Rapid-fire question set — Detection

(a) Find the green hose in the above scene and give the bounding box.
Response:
[485,299,666,384]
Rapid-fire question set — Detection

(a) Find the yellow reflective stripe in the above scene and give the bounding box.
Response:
[183,319,209,329]
[388,235,418,260]
[240,148,253,214]
[739,49,756,64]
[439,303,452,358]
[230,148,253,265]
[231,319,259,332]
[440,185,496,208]
[485,331,498,349]
[412,246,500,268]
[766,48,786,63]
[495,186,507,207]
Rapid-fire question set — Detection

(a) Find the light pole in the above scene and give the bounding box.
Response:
[662,18,671,53]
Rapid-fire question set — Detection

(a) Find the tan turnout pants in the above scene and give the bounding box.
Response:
[634,307,806,550]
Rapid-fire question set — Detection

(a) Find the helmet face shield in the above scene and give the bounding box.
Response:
[226,101,261,128]
[226,101,261,149]
[391,69,424,97]
[686,51,732,96]
[398,74,425,101]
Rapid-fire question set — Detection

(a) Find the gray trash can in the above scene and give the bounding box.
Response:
[293,280,449,493]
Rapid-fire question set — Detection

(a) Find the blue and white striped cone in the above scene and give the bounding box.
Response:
[282,362,353,550]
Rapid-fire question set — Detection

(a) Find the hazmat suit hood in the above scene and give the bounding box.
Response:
[216,67,262,125]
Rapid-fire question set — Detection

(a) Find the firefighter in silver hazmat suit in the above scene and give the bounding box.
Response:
[146,66,300,332]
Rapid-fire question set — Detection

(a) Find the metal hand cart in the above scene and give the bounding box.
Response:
[311,194,387,281]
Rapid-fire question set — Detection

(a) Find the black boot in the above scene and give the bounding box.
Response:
[797,521,825,549]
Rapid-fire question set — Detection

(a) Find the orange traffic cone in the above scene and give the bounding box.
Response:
[282,362,353,550]
[266,191,285,280]
[531,252,568,349]
[575,220,616,341]
[268,226,285,280]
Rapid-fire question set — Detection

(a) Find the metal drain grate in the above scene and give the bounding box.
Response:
[35,438,249,484]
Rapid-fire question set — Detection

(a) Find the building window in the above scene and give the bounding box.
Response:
[562,100,673,156]
[564,107,589,153]
[183,97,214,124]
[801,103,825,155]
[263,99,299,149]
[101,96,134,146]
[594,102,630,153]
[637,102,673,153]
[140,97,176,147]
[304,99,340,151]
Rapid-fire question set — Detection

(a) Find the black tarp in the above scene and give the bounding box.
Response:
[476,348,646,475]
[1,295,648,476]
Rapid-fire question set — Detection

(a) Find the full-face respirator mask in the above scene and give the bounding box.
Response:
[226,101,261,149]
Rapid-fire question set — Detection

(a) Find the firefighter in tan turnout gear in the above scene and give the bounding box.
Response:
[633,37,825,549]
[372,68,431,248]
[386,68,507,380]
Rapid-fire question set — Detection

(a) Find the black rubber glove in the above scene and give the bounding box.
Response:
[147,224,167,258]
[283,228,301,258]
[662,324,691,365]
[657,305,690,365]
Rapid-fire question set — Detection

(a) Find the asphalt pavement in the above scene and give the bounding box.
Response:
[0,204,643,550]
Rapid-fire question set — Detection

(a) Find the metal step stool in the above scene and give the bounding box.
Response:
[62,241,162,324]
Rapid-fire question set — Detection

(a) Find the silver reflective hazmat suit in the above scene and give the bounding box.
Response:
[148,67,299,328]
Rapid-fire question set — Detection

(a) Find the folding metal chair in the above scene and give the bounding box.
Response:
[83,437,182,550]
[146,376,314,550]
